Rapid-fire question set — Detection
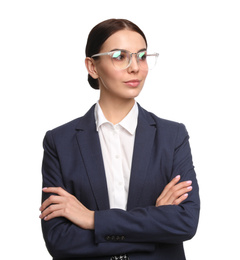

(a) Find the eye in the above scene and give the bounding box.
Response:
[112,50,127,61]
[138,51,147,61]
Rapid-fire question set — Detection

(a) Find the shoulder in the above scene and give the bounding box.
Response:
[151,112,187,136]
[49,117,81,135]
[138,104,187,132]
[138,104,189,146]
[44,104,96,141]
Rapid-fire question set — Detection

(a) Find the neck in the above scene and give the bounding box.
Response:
[98,96,135,125]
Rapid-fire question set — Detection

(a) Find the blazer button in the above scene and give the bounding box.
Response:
[121,235,125,241]
[105,235,111,241]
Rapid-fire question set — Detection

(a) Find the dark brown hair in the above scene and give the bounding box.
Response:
[85,18,148,89]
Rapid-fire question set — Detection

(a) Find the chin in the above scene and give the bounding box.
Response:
[124,90,142,100]
[128,86,143,97]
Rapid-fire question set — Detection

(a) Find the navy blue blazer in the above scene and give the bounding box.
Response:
[41,104,200,260]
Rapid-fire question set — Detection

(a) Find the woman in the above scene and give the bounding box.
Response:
[39,19,200,260]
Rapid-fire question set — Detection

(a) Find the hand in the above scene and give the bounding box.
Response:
[155,175,192,207]
[39,187,95,230]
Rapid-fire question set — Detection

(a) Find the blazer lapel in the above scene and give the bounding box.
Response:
[75,105,110,210]
[127,105,156,210]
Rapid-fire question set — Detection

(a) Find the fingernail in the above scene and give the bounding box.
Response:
[187,181,192,185]
[42,187,48,190]
[175,175,180,179]
[187,186,192,190]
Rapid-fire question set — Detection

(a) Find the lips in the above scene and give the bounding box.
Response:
[124,79,141,87]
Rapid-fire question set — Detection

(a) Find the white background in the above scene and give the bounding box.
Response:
[1,0,239,259]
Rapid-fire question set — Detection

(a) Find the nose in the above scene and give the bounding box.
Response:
[127,54,139,73]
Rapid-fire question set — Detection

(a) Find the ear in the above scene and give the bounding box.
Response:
[85,57,99,79]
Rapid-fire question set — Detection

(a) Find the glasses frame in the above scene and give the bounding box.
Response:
[91,49,159,71]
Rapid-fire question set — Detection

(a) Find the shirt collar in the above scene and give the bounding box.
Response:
[95,101,138,135]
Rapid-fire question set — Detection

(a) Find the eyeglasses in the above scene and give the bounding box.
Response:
[91,49,159,71]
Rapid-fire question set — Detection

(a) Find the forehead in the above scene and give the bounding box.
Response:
[100,29,147,52]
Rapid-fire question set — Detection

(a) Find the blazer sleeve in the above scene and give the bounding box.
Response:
[94,123,200,245]
[41,131,155,259]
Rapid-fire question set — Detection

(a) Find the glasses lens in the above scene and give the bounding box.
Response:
[111,50,158,70]
[111,50,130,70]
[138,52,158,70]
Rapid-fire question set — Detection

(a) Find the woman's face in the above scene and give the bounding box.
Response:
[93,30,148,101]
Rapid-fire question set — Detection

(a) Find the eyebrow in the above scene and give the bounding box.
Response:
[110,48,147,53]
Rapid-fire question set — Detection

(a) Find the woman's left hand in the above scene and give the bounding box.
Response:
[39,187,95,230]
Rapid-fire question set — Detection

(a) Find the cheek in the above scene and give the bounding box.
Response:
[142,70,148,79]
[98,65,120,80]
[103,70,124,84]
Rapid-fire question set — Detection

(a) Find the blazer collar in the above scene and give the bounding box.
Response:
[75,103,155,131]
[75,103,156,210]
[75,104,110,210]
[127,104,156,210]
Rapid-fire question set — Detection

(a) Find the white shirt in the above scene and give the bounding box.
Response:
[95,102,138,210]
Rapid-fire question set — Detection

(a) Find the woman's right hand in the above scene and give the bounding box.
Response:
[155,175,192,207]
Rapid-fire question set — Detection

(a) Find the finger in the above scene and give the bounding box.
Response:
[42,187,68,196]
[168,175,181,189]
[156,181,192,206]
[158,175,181,200]
[166,180,192,199]
[176,180,192,189]
[42,208,64,221]
[39,203,63,220]
[160,179,189,203]
[169,185,192,204]
[40,194,63,212]
[172,193,189,205]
